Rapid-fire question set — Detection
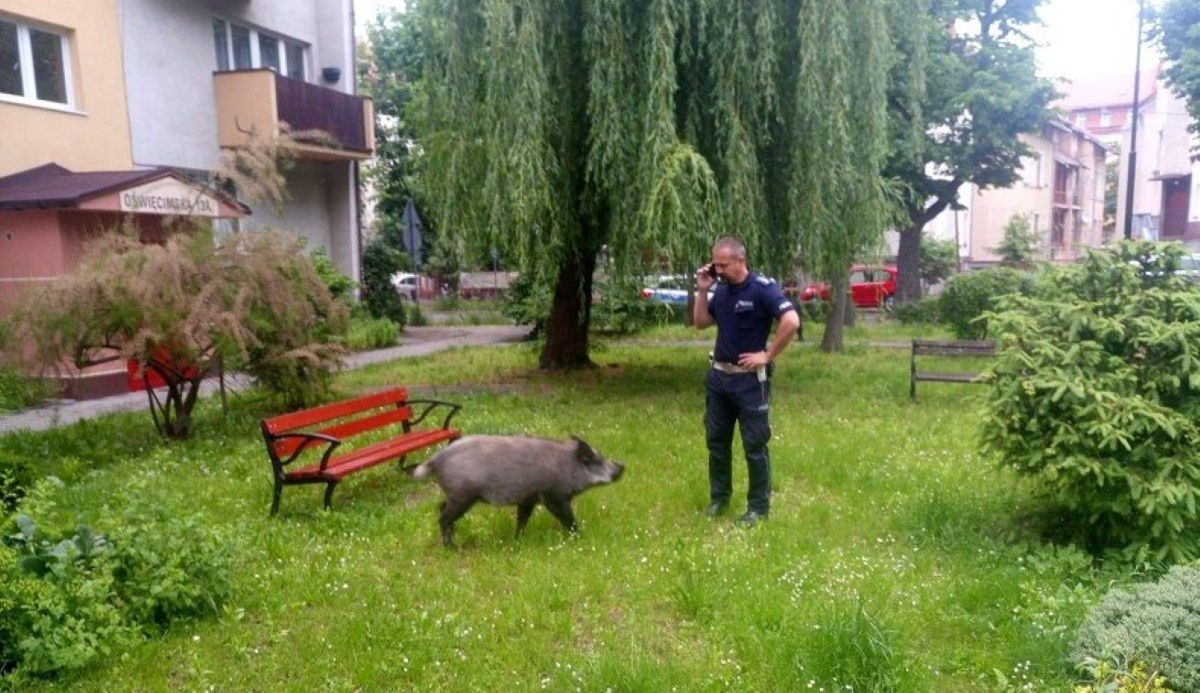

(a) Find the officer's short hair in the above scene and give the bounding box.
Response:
[713,236,747,260]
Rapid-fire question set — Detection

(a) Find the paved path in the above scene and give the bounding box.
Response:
[0,325,531,435]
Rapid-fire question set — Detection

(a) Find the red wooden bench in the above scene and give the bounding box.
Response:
[260,388,461,515]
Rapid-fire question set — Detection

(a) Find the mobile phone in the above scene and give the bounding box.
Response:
[704,264,718,279]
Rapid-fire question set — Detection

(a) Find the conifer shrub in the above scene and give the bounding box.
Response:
[981,242,1200,562]
[1073,562,1200,691]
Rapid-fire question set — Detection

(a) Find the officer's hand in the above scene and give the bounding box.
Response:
[738,351,770,369]
[696,264,716,291]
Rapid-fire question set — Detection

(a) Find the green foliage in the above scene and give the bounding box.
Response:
[591,280,674,334]
[3,227,347,435]
[894,295,943,325]
[346,316,400,351]
[1073,563,1200,691]
[919,237,958,286]
[501,271,552,333]
[0,480,230,681]
[981,242,1200,563]
[419,0,898,360]
[360,239,409,328]
[1153,0,1200,142]
[886,0,1055,299]
[795,600,908,691]
[0,367,50,414]
[939,267,1032,339]
[991,213,1040,269]
[308,247,356,301]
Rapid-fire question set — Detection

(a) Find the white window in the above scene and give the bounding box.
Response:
[212,18,306,81]
[1074,114,1087,128]
[1021,153,1043,188]
[0,16,73,108]
[1099,108,1112,127]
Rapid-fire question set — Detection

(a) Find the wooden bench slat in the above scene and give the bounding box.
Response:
[285,428,458,481]
[914,372,980,383]
[272,406,415,458]
[263,387,408,435]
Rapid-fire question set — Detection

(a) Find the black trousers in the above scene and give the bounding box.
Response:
[705,368,771,514]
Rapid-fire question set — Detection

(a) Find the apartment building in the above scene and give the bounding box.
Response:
[0,0,371,307]
[925,119,1109,266]
[0,0,372,397]
[1113,72,1200,244]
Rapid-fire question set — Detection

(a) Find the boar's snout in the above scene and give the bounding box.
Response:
[610,462,625,482]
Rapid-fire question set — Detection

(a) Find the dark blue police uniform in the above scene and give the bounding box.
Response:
[705,273,796,516]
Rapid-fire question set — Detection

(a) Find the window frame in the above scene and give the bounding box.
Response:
[0,15,75,111]
[212,17,307,82]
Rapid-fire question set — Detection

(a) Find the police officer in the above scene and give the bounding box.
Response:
[693,236,800,527]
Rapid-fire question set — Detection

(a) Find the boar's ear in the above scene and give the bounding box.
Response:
[569,436,598,465]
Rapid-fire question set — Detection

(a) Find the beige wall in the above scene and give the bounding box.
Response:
[0,0,132,175]
[968,126,1108,264]
[969,137,1054,263]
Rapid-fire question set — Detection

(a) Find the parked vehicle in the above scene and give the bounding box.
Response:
[640,275,691,305]
[390,272,420,300]
[798,265,898,309]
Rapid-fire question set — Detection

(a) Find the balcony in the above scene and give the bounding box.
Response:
[213,69,374,161]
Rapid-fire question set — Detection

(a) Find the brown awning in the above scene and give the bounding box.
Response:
[0,163,249,217]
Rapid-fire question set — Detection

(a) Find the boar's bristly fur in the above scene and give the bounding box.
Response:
[412,435,625,547]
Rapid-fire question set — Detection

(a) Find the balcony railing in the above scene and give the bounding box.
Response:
[213,69,374,161]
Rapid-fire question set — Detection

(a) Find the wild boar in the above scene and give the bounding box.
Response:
[411,434,625,546]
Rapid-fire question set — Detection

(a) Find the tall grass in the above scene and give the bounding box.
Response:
[1,325,1123,690]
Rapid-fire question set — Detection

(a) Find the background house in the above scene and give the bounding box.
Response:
[922,119,1109,267]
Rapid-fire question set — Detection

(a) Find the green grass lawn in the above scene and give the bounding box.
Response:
[3,323,1121,690]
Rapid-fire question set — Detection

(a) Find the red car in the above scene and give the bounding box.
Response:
[797,265,898,309]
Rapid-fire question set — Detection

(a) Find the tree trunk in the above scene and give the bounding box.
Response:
[539,245,597,370]
[821,270,849,352]
[896,222,923,304]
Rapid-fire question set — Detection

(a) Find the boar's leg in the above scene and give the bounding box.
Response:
[542,495,578,533]
[515,498,538,536]
[439,496,477,547]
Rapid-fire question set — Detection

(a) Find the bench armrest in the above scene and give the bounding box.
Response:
[405,399,462,430]
[267,431,343,472]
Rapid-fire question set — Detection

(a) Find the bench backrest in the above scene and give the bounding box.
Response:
[912,339,996,357]
[262,388,413,458]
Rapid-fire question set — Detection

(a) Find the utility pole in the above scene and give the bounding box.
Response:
[1123,0,1145,240]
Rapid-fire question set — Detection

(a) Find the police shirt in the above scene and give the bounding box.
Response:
[707,272,796,363]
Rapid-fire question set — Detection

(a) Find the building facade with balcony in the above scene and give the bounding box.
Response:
[1114,72,1200,245]
[924,119,1109,267]
[0,0,369,397]
[120,0,370,281]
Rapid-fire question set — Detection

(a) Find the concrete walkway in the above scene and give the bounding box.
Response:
[0,325,531,435]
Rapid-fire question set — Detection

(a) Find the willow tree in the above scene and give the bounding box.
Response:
[419,0,904,365]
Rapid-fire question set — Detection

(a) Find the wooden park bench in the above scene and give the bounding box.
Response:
[910,339,996,400]
[260,388,462,515]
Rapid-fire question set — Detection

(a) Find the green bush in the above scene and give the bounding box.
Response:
[308,247,356,301]
[502,271,552,333]
[894,295,942,325]
[346,316,400,351]
[0,450,32,512]
[592,280,675,334]
[1073,562,1200,691]
[360,239,409,328]
[981,242,1200,562]
[0,367,51,414]
[0,481,231,681]
[939,267,1032,339]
